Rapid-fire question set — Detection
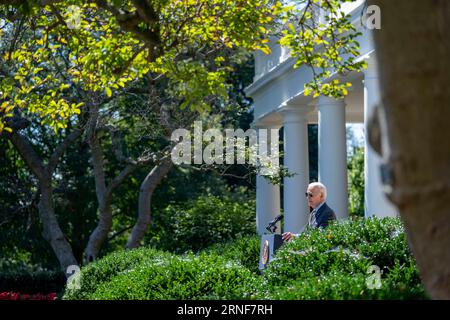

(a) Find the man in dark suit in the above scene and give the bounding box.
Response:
[282,182,336,241]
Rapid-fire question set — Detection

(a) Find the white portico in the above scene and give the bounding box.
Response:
[246,1,397,235]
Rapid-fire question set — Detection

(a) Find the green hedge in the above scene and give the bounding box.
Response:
[64,217,428,300]
[63,247,172,299]
[204,235,261,274]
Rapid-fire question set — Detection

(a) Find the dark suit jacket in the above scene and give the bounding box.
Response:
[313,202,336,228]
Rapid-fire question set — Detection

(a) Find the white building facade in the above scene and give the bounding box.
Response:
[245,1,397,235]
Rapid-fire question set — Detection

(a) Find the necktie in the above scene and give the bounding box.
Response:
[309,209,317,227]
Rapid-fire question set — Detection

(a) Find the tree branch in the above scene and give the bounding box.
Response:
[48,127,83,173]
[89,132,107,203]
[95,0,161,52]
[105,163,138,197]
[131,0,159,24]
[8,131,48,182]
[107,225,134,242]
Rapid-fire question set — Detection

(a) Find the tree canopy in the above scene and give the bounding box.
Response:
[1,0,366,133]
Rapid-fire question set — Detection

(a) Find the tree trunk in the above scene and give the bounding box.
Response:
[126,158,173,249]
[84,130,113,262]
[84,201,113,263]
[84,130,138,262]
[368,0,450,299]
[8,130,79,272]
[39,183,79,271]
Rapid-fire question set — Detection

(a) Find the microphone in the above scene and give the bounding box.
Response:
[266,214,283,233]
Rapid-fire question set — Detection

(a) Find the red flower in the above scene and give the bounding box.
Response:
[0,292,10,300]
[0,292,58,300]
[47,293,57,300]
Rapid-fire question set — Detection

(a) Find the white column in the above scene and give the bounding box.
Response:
[364,54,397,218]
[317,96,349,220]
[255,125,281,234]
[280,107,311,233]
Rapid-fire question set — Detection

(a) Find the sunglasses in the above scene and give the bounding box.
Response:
[305,192,314,198]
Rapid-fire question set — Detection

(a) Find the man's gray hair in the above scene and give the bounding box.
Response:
[309,182,327,200]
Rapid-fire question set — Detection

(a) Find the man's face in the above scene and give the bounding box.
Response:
[306,186,324,209]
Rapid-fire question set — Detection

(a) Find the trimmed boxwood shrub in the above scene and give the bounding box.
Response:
[63,247,173,299]
[257,217,427,299]
[204,235,261,274]
[258,261,426,300]
[89,254,258,300]
[64,248,260,300]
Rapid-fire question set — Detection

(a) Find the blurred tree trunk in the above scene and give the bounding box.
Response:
[84,106,138,263]
[84,132,114,263]
[368,0,450,299]
[38,183,78,272]
[126,157,172,249]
